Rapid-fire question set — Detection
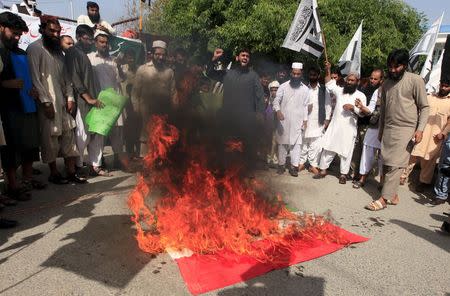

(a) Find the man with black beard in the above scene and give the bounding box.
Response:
[77,1,115,35]
[10,0,42,17]
[314,62,370,184]
[0,12,41,201]
[272,63,309,177]
[351,69,384,181]
[207,47,265,174]
[299,66,332,175]
[27,16,86,184]
[65,24,106,176]
[366,49,429,211]
[131,40,176,157]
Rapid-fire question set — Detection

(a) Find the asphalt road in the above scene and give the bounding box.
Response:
[0,158,448,296]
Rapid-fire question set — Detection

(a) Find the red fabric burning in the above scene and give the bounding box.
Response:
[128,115,353,262]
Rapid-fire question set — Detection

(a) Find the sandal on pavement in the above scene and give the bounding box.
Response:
[48,174,69,185]
[353,181,365,189]
[339,175,347,184]
[365,200,386,211]
[67,173,88,184]
[89,166,112,177]
[22,179,47,190]
[313,172,327,179]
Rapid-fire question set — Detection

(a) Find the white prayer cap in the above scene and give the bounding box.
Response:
[292,62,303,70]
[268,81,280,89]
[94,30,109,39]
[152,40,167,49]
[347,71,361,80]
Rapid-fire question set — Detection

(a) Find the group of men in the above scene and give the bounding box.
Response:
[207,46,449,213]
[0,1,146,228]
[1,1,450,230]
[265,50,450,211]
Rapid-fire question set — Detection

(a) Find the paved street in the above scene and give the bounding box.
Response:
[0,157,449,296]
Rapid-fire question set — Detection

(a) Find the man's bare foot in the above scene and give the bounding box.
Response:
[309,166,319,175]
[298,164,305,172]
[386,195,399,205]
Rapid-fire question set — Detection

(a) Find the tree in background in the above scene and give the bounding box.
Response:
[144,0,425,75]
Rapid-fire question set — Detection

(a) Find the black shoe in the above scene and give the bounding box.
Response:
[0,218,18,229]
[289,166,299,177]
[67,173,88,184]
[277,166,286,175]
[48,174,69,185]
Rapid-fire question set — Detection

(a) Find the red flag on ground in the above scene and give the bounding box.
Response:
[175,223,368,295]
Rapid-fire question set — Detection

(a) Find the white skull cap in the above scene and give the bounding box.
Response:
[292,62,303,70]
[152,40,167,49]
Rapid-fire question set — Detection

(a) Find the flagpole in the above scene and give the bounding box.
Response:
[315,2,328,63]
[139,0,143,32]
[321,32,329,64]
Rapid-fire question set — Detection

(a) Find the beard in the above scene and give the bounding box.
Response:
[289,78,302,88]
[98,47,109,57]
[1,35,18,50]
[89,13,100,23]
[388,69,406,81]
[343,84,357,94]
[43,35,61,52]
[153,59,165,69]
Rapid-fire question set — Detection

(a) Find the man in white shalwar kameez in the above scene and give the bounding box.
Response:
[299,66,332,175]
[88,32,127,171]
[273,63,310,177]
[353,88,383,189]
[314,62,370,184]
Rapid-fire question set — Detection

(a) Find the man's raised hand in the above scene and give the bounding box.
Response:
[212,48,224,62]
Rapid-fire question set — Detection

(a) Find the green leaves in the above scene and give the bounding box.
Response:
[146,0,425,74]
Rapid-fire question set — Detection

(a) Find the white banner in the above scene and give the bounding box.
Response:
[0,9,76,50]
[338,21,363,76]
[282,0,324,57]
[426,49,444,93]
[409,13,443,71]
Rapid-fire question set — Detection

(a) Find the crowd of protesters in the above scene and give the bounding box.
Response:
[0,1,449,233]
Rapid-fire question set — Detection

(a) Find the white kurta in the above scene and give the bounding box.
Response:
[88,52,125,126]
[363,88,381,149]
[272,81,310,145]
[304,84,332,138]
[321,80,367,157]
[77,15,116,35]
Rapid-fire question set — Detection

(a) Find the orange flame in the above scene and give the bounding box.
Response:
[128,115,347,262]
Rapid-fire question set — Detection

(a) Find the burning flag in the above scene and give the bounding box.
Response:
[128,115,367,294]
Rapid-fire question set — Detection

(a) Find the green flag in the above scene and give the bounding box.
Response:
[85,88,128,136]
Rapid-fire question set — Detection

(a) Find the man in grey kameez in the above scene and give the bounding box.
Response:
[366,49,429,211]
[27,16,85,184]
